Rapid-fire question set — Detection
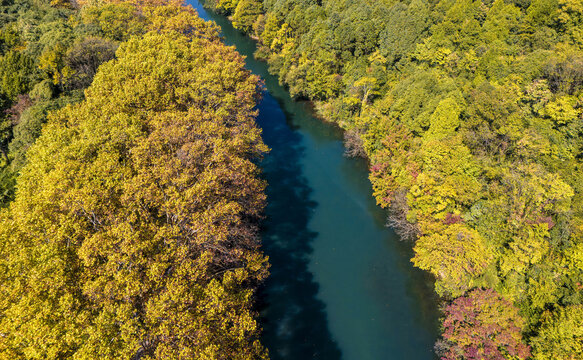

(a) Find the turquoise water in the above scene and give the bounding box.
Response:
[187,2,440,359]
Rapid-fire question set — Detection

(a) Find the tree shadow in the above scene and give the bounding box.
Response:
[255,91,342,360]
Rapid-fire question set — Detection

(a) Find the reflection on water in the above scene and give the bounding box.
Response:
[187,2,441,359]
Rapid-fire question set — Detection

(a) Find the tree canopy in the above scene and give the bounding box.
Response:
[0,1,269,358]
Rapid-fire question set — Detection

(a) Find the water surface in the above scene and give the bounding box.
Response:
[187,2,441,359]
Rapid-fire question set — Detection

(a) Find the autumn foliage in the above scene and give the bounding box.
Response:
[0,3,269,359]
[437,289,530,360]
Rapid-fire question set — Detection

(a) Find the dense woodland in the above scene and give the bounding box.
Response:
[0,0,269,358]
[204,0,583,358]
[1,0,582,357]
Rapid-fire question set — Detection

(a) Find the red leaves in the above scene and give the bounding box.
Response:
[439,289,531,360]
[443,213,463,225]
[5,94,32,124]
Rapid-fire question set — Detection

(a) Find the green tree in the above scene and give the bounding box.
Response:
[0,51,36,100]
[233,0,262,33]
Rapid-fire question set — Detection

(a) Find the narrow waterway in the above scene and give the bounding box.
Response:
[187,2,440,359]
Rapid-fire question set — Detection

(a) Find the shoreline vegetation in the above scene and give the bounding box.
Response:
[0,0,270,358]
[202,0,583,359]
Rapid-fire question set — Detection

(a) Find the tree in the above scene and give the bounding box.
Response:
[8,95,82,170]
[413,223,493,296]
[0,51,36,100]
[352,76,379,110]
[437,288,531,360]
[81,3,146,41]
[530,305,583,360]
[379,0,429,65]
[38,43,74,88]
[233,0,262,33]
[215,0,239,14]
[424,97,462,140]
[0,28,269,359]
[64,37,117,90]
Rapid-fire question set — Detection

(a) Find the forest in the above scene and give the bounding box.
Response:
[0,0,269,358]
[1,0,582,357]
[204,0,583,359]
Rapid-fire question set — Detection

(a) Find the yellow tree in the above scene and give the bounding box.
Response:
[0,23,268,360]
[413,223,494,296]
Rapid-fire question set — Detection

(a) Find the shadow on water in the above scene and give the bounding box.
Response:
[255,92,342,360]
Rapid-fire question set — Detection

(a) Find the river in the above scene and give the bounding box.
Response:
[186,2,440,359]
